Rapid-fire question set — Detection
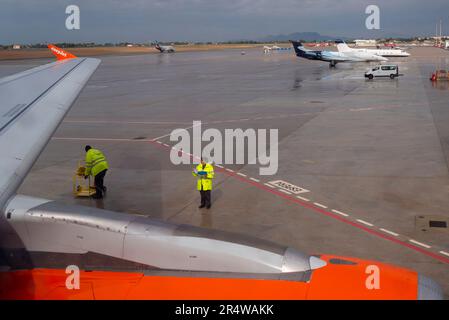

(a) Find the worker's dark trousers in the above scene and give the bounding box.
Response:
[200,190,211,208]
[94,169,107,198]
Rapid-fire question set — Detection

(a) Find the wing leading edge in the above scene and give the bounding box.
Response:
[0,48,100,208]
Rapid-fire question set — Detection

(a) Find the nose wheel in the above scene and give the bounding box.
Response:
[329,60,337,68]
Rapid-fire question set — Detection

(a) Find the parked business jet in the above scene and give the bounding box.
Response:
[336,40,410,57]
[291,41,387,67]
[0,45,441,299]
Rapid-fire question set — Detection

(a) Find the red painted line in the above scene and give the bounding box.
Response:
[149,140,449,265]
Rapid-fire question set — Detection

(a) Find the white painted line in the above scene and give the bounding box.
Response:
[314,202,328,209]
[162,143,169,147]
[278,189,292,195]
[250,177,260,183]
[53,137,149,142]
[331,209,349,217]
[379,228,399,237]
[356,219,374,227]
[226,168,234,173]
[264,183,276,188]
[215,164,223,168]
[296,196,310,202]
[440,251,449,257]
[152,123,200,141]
[409,239,431,249]
[237,172,247,177]
[156,141,162,144]
[64,120,191,125]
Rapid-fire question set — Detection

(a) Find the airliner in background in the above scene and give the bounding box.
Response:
[0,45,441,299]
[154,41,176,53]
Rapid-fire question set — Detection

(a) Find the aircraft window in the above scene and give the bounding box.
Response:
[373,67,379,71]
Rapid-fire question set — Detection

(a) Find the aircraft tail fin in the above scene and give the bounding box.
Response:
[335,40,351,53]
[290,40,306,57]
[154,42,163,52]
[47,44,77,60]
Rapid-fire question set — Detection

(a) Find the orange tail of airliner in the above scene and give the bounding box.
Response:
[47,44,77,60]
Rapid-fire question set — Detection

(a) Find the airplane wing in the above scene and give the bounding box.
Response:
[0,46,100,208]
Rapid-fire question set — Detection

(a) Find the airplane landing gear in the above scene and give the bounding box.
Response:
[329,60,337,68]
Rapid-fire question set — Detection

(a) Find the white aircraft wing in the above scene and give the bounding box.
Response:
[0,47,100,207]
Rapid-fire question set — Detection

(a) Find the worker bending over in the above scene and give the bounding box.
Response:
[84,145,109,199]
[192,158,214,209]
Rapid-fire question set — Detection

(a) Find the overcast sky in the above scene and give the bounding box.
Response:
[0,0,448,43]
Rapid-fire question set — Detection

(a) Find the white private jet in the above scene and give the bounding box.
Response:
[336,40,410,57]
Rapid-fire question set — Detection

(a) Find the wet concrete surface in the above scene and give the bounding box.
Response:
[2,46,449,297]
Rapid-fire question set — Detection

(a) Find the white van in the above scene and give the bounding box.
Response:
[365,64,399,79]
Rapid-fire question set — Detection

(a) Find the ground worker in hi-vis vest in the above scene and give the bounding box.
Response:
[84,145,109,199]
[192,158,214,209]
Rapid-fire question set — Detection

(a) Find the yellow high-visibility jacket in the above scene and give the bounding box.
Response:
[85,148,109,177]
[192,163,214,191]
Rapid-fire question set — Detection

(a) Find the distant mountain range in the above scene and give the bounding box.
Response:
[256,31,416,43]
[258,32,348,42]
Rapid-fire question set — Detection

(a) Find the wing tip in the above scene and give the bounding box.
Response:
[47,44,77,60]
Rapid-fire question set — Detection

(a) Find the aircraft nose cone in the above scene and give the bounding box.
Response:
[417,274,443,300]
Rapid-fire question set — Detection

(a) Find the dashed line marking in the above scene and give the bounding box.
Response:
[55,135,440,257]
[314,202,328,209]
[409,239,431,249]
[380,228,399,237]
[331,209,349,217]
[147,139,449,265]
[356,219,374,227]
